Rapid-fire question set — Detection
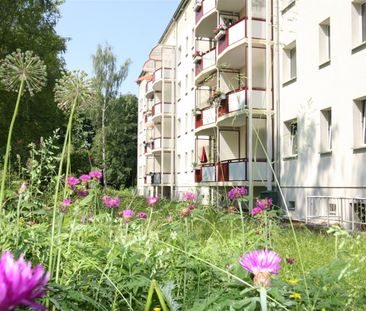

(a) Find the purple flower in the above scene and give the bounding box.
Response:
[89,170,103,179]
[146,196,159,207]
[102,196,121,208]
[63,199,72,206]
[255,198,273,211]
[188,204,196,211]
[180,207,191,217]
[239,250,282,287]
[251,207,263,216]
[66,176,80,189]
[136,212,148,219]
[227,187,247,200]
[18,182,28,194]
[77,190,89,197]
[79,174,91,183]
[0,250,49,310]
[182,192,196,203]
[121,209,134,220]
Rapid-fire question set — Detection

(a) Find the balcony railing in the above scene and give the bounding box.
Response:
[152,102,173,117]
[217,17,266,55]
[145,80,153,94]
[195,106,216,129]
[195,0,216,24]
[152,173,172,185]
[195,48,216,76]
[153,137,174,150]
[152,68,173,83]
[218,86,267,117]
[195,158,269,182]
[144,143,153,154]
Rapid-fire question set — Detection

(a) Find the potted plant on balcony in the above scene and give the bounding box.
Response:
[192,162,200,170]
[208,90,226,107]
[192,107,202,116]
[213,24,227,41]
[193,0,202,12]
[192,50,203,63]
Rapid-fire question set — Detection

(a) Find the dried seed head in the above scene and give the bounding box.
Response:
[0,49,47,96]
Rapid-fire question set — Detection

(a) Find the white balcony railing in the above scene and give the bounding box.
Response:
[229,161,246,181]
[203,0,215,15]
[202,165,215,182]
[154,68,173,82]
[202,49,216,71]
[154,103,173,116]
[228,89,246,112]
[202,107,216,125]
[153,138,173,150]
[253,161,268,181]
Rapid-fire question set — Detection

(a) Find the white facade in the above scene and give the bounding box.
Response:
[137,0,366,227]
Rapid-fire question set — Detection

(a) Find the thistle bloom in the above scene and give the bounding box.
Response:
[121,209,134,220]
[63,199,72,206]
[0,250,49,310]
[66,176,80,189]
[102,196,120,208]
[18,182,28,194]
[182,192,196,203]
[79,174,91,183]
[146,196,159,207]
[239,250,282,287]
[89,170,103,179]
[77,190,89,197]
[227,187,247,200]
[136,212,148,219]
[255,198,273,211]
[251,207,263,216]
[180,207,191,217]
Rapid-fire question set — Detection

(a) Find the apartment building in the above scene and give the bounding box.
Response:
[137,0,366,227]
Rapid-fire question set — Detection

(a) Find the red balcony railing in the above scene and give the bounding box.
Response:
[195,106,216,129]
[195,47,215,76]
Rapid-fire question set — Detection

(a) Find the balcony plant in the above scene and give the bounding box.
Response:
[193,0,202,12]
[192,107,202,116]
[192,50,203,63]
[213,24,227,41]
[208,90,226,107]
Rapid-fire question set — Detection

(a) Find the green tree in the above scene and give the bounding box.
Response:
[0,0,66,160]
[91,43,131,186]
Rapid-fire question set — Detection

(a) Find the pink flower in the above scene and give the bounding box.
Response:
[89,170,103,179]
[227,187,247,200]
[102,196,121,208]
[66,176,80,189]
[239,250,282,287]
[251,207,263,216]
[18,182,28,194]
[79,174,91,183]
[180,207,191,217]
[255,198,273,211]
[188,205,196,211]
[0,250,49,310]
[136,212,148,219]
[63,199,72,206]
[121,209,134,220]
[146,196,159,207]
[182,192,196,203]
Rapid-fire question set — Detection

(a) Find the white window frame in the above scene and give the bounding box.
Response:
[283,41,297,83]
[319,18,331,65]
[284,119,298,156]
[352,0,366,48]
[320,108,332,152]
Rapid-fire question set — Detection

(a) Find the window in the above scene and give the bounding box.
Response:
[353,99,366,146]
[185,113,188,133]
[284,119,298,156]
[177,118,181,137]
[177,81,182,100]
[177,45,182,64]
[283,41,297,82]
[320,108,332,152]
[329,203,337,216]
[185,152,188,172]
[319,19,330,65]
[185,74,188,94]
[177,154,181,173]
[185,36,189,56]
[288,201,296,211]
[191,28,195,49]
[352,1,366,48]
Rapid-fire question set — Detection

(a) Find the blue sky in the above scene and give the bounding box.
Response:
[56,0,180,95]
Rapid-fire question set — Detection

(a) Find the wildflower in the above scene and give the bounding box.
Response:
[227,187,247,200]
[18,182,28,194]
[89,170,103,179]
[136,212,148,219]
[121,209,134,220]
[79,174,91,184]
[66,176,80,189]
[239,249,282,287]
[182,192,196,203]
[188,204,196,211]
[289,293,302,299]
[77,190,89,197]
[251,207,263,216]
[286,257,295,265]
[181,207,191,217]
[255,197,273,211]
[63,199,72,206]
[146,196,159,207]
[102,196,121,208]
[287,279,299,285]
[153,308,161,311]
[0,250,49,310]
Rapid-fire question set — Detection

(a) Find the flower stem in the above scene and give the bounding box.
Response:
[259,287,268,311]
[0,80,25,211]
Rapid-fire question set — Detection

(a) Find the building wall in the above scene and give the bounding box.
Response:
[279,0,366,220]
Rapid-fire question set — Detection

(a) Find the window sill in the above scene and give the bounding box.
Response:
[353,145,366,152]
[282,154,298,160]
[352,41,366,54]
[282,77,297,87]
[319,150,332,156]
[319,59,330,69]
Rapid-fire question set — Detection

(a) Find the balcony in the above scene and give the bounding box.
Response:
[195,0,217,36]
[152,173,173,185]
[152,102,173,120]
[195,106,216,134]
[152,137,174,152]
[145,80,154,98]
[152,68,173,91]
[195,48,216,83]
[144,142,153,154]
